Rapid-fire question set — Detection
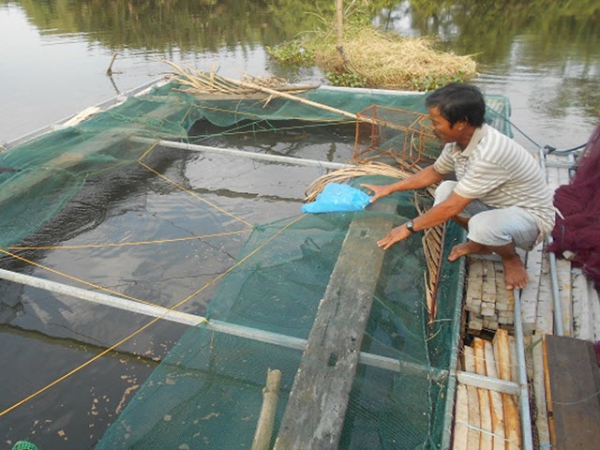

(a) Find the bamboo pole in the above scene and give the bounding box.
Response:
[106,52,118,76]
[335,0,344,67]
[252,368,283,450]
[219,74,358,120]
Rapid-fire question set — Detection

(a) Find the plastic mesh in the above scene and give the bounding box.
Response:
[96,186,465,449]
[0,82,507,448]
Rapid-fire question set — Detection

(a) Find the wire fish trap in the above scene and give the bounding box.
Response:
[354,105,441,168]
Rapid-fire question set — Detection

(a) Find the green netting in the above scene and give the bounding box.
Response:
[0,82,510,251]
[0,81,507,448]
[94,180,465,450]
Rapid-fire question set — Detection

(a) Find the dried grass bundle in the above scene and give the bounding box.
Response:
[163,59,306,96]
[304,160,436,202]
[316,28,477,89]
[303,161,415,202]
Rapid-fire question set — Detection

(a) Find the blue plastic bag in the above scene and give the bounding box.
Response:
[302,183,372,214]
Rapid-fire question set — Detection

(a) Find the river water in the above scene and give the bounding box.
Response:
[0,1,599,448]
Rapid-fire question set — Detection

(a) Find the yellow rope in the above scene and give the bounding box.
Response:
[0,214,306,417]
[136,139,254,228]
[0,248,169,307]
[8,230,250,251]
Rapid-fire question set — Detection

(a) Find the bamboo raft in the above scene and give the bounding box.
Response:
[2,72,598,449]
[454,151,600,450]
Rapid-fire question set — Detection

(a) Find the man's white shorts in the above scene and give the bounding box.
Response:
[434,180,539,250]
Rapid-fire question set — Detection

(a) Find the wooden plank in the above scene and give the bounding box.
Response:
[571,269,594,340]
[494,330,521,450]
[481,261,497,313]
[536,254,554,335]
[543,335,600,450]
[273,211,393,450]
[521,243,543,334]
[453,384,470,450]
[474,338,493,450]
[589,280,600,341]
[466,259,484,314]
[532,339,551,450]
[556,258,572,336]
[484,340,506,450]
[464,346,482,450]
[508,335,518,384]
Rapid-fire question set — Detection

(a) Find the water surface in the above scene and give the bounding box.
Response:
[0,0,599,448]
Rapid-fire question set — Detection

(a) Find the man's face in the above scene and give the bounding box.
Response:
[428,106,462,144]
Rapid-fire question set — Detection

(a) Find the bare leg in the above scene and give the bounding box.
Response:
[452,215,470,231]
[448,240,528,290]
[448,241,492,261]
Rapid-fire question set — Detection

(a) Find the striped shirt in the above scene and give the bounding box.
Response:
[433,124,555,239]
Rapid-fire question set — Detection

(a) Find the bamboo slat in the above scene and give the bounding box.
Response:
[494,330,521,450]
[484,340,506,450]
[464,346,482,450]
[474,338,493,450]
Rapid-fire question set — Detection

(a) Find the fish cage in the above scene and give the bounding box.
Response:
[354,105,441,168]
[0,80,508,449]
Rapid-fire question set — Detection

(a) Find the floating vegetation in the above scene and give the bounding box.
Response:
[267,5,477,91]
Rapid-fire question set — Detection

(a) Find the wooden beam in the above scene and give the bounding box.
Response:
[273,206,393,450]
[464,346,482,450]
[531,339,551,450]
[453,384,469,450]
[494,329,521,450]
[543,335,600,450]
[520,243,543,335]
[474,338,493,450]
[484,340,506,450]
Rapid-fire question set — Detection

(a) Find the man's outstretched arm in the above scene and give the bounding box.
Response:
[361,166,445,203]
[377,191,472,250]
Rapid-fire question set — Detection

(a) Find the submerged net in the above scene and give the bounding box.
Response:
[0,80,510,449]
[0,81,510,250]
[95,187,465,449]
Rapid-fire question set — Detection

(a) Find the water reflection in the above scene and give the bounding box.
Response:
[15,0,337,52]
[372,0,600,149]
[2,0,597,145]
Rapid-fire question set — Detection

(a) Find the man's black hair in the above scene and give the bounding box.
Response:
[425,82,486,127]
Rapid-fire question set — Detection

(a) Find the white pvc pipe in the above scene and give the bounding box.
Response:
[0,268,521,394]
[538,148,564,336]
[130,136,353,170]
[513,289,534,450]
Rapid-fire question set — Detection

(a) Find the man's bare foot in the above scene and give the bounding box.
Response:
[448,241,492,262]
[502,255,529,290]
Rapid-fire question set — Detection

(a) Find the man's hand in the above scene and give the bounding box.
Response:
[361,183,391,203]
[377,224,412,250]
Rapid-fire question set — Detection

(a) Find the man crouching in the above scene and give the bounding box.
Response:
[362,82,555,290]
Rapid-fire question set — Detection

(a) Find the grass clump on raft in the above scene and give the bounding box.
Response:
[316,27,477,91]
[266,3,477,92]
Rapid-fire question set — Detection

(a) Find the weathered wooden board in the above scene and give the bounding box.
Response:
[543,335,600,450]
[454,384,470,450]
[555,258,572,336]
[464,346,482,450]
[494,329,521,450]
[474,338,493,450]
[273,209,393,450]
[484,340,506,450]
[531,339,551,450]
[536,255,554,335]
[572,269,595,340]
[521,242,544,335]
